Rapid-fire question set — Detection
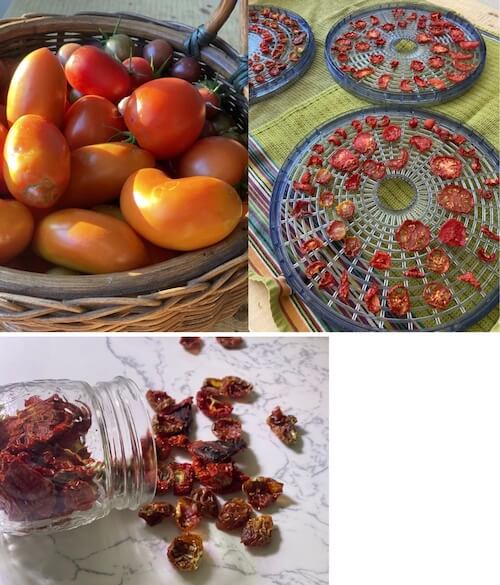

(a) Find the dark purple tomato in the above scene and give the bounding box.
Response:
[170,57,202,83]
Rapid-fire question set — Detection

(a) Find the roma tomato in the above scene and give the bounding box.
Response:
[120,168,242,251]
[0,199,34,263]
[64,96,126,149]
[57,142,155,208]
[33,209,148,274]
[122,57,154,89]
[3,114,70,208]
[6,48,66,127]
[177,137,248,185]
[65,46,131,103]
[124,78,205,158]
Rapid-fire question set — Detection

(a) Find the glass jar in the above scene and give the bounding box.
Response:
[0,376,157,535]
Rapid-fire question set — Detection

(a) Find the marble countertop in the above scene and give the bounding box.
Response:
[0,336,329,585]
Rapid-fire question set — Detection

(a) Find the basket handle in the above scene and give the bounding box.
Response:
[184,0,237,58]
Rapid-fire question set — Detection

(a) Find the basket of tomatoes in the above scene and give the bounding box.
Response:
[0,2,248,332]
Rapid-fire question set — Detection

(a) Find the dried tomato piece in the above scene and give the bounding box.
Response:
[423,283,452,310]
[417,32,432,43]
[219,376,253,399]
[387,284,410,317]
[458,271,481,289]
[171,462,195,496]
[196,388,233,420]
[319,191,335,208]
[437,185,473,214]
[365,115,378,128]
[353,67,374,79]
[345,173,361,192]
[319,271,335,289]
[459,40,480,50]
[241,515,274,547]
[481,225,500,242]
[146,390,176,413]
[382,23,395,32]
[408,117,419,129]
[431,43,449,54]
[338,270,349,302]
[139,501,174,526]
[426,248,451,274]
[362,159,386,180]
[477,248,497,263]
[212,417,242,441]
[353,131,376,155]
[156,461,175,494]
[424,118,436,130]
[155,435,172,460]
[382,125,401,142]
[404,267,425,278]
[189,439,246,463]
[410,60,425,72]
[152,397,193,436]
[428,56,444,69]
[370,251,391,270]
[175,497,201,531]
[484,177,500,186]
[453,60,476,73]
[387,148,409,171]
[192,456,234,491]
[377,74,392,89]
[409,135,433,152]
[267,406,298,445]
[400,79,413,92]
[336,200,356,220]
[343,236,361,257]
[477,189,493,201]
[305,260,327,278]
[414,75,429,88]
[364,284,380,314]
[167,533,204,572]
[300,237,324,254]
[390,60,399,69]
[315,168,332,185]
[458,146,477,158]
[190,486,219,518]
[329,148,360,172]
[216,498,253,531]
[447,71,468,83]
[378,115,391,127]
[430,156,463,180]
[327,220,347,241]
[395,220,431,252]
[180,337,202,354]
[355,41,370,52]
[216,337,243,349]
[291,200,311,219]
[243,477,284,510]
[167,434,190,450]
[470,158,481,174]
[438,218,467,247]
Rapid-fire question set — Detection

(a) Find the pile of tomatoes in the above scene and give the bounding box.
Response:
[0,30,247,275]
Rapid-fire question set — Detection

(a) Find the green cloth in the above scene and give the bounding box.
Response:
[251,0,499,331]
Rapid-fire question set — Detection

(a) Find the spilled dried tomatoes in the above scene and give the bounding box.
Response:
[196,388,233,420]
[175,496,201,531]
[146,390,176,413]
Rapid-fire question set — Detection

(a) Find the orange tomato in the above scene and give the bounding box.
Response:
[33,209,149,274]
[0,199,34,264]
[3,115,70,208]
[0,122,8,195]
[57,143,155,208]
[177,136,248,185]
[64,95,126,149]
[120,168,242,251]
[6,48,67,127]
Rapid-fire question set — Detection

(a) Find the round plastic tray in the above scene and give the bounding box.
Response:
[270,107,499,331]
[249,4,315,104]
[325,3,486,105]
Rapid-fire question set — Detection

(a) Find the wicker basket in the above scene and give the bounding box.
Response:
[0,1,248,332]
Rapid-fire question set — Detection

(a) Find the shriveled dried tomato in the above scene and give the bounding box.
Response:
[437,185,473,214]
[189,439,246,463]
[414,75,429,88]
[387,148,409,170]
[192,456,234,491]
[353,67,374,79]
[423,283,452,310]
[426,248,451,274]
[370,251,391,270]
[167,434,190,450]
[155,435,172,460]
[291,200,311,219]
[146,390,176,413]
[353,132,376,155]
[382,124,401,142]
[470,158,481,174]
[171,462,195,496]
[403,267,425,278]
[480,225,500,242]
[362,159,386,180]
[152,397,193,436]
[267,406,298,445]
[300,237,324,254]
[316,168,333,185]
[378,74,392,89]
[167,533,204,571]
[336,200,356,220]
[410,60,425,72]
[305,260,327,278]
[400,79,413,92]
[438,218,467,247]
[430,156,463,180]
[196,388,233,419]
[460,40,480,50]
[338,270,350,302]
[365,115,378,128]
[319,271,335,289]
[458,272,481,289]
[216,337,243,349]
[409,135,433,152]
[478,189,493,201]
[216,497,253,531]
[477,248,497,263]
[319,191,335,208]
[327,220,347,241]
[175,497,201,531]
[138,501,174,526]
[156,461,175,494]
[212,417,242,441]
[408,117,419,129]
[190,486,219,518]
[180,337,202,354]
[484,177,500,186]
[343,236,361,257]
[387,284,410,317]
[364,283,380,314]
[243,476,284,510]
[219,376,253,399]
[241,515,274,547]
[345,173,361,192]
[329,148,359,172]
[395,220,431,252]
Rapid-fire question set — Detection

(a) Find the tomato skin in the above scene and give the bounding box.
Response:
[122,57,154,89]
[65,46,132,103]
[120,168,242,251]
[124,78,205,158]
[3,114,70,208]
[6,48,67,127]
[33,209,148,274]
[177,137,248,185]
[0,199,34,263]
[57,143,155,208]
[64,96,126,149]
[0,122,8,194]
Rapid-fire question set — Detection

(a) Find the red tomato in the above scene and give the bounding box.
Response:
[122,57,154,89]
[0,199,34,263]
[64,96,126,150]
[65,46,131,103]
[33,209,148,274]
[3,114,70,208]
[0,122,8,194]
[6,48,67,127]
[124,78,205,158]
[177,137,248,185]
[120,168,242,251]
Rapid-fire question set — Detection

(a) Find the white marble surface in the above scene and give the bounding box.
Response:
[0,336,329,585]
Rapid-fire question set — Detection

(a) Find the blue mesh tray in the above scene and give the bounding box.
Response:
[325,3,486,105]
[249,4,315,104]
[270,106,499,331]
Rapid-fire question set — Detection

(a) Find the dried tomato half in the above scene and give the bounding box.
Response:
[460,40,480,50]
[400,79,413,92]
[438,218,467,247]
[146,390,176,413]
[403,267,425,278]
[319,191,335,208]
[336,200,356,220]
[329,148,360,172]
[167,533,204,572]
[428,56,444,69]
[387,284,410,317]
[241,515,274,547]
[343,236,361,257]
[430,156,463,180]
[305,261,327,278]
[190,486,219,518]
[353,132,376,155]
[362,159,386,180]
[267,406,298,445]
[364,283,380,314]
[437,185,473,214]
[481,225,500,242]
[477,248,497,263]
[382,125,401,142]
[180,337,202,354]
[138,502,174,526]
[212,417,242,441]
[378,74,392,89]
[300,238,324,254]
[316,168,333,185]
[196,388,233,420]
[156,461,175,494]
[423,283,452,310]
[175,497,201,531]
[409,135,433,152]
[426,248,451,274]
[189,439,246,463]
[192,456,234,491]
[353,67,374,79]
[216,337,243,349]
[291,200,311,219]
[345,173,361,192]
[458,272,481,289]
[216,498,253,531]
[219,376,253,399]
[410,60,425,72]
[152,397,193,436]
[338,270,350,303]
[395,220,431,252]
[242,477,284,510]
[327,220,347,241]
[171,462,195,496]
[370,251,392,270]
[387,149,409,171]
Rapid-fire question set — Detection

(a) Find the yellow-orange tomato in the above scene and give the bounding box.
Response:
[0,122,8,194]
[177,136,248,185]
[57,143,155,209]
[33,209,149,274]
[120,168,242,251]
[3,115,70,208]
[0,199,34,264]
[7,48,67,127]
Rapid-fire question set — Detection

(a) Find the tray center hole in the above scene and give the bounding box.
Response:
[394,38,417,53]
[378,177,415,210]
